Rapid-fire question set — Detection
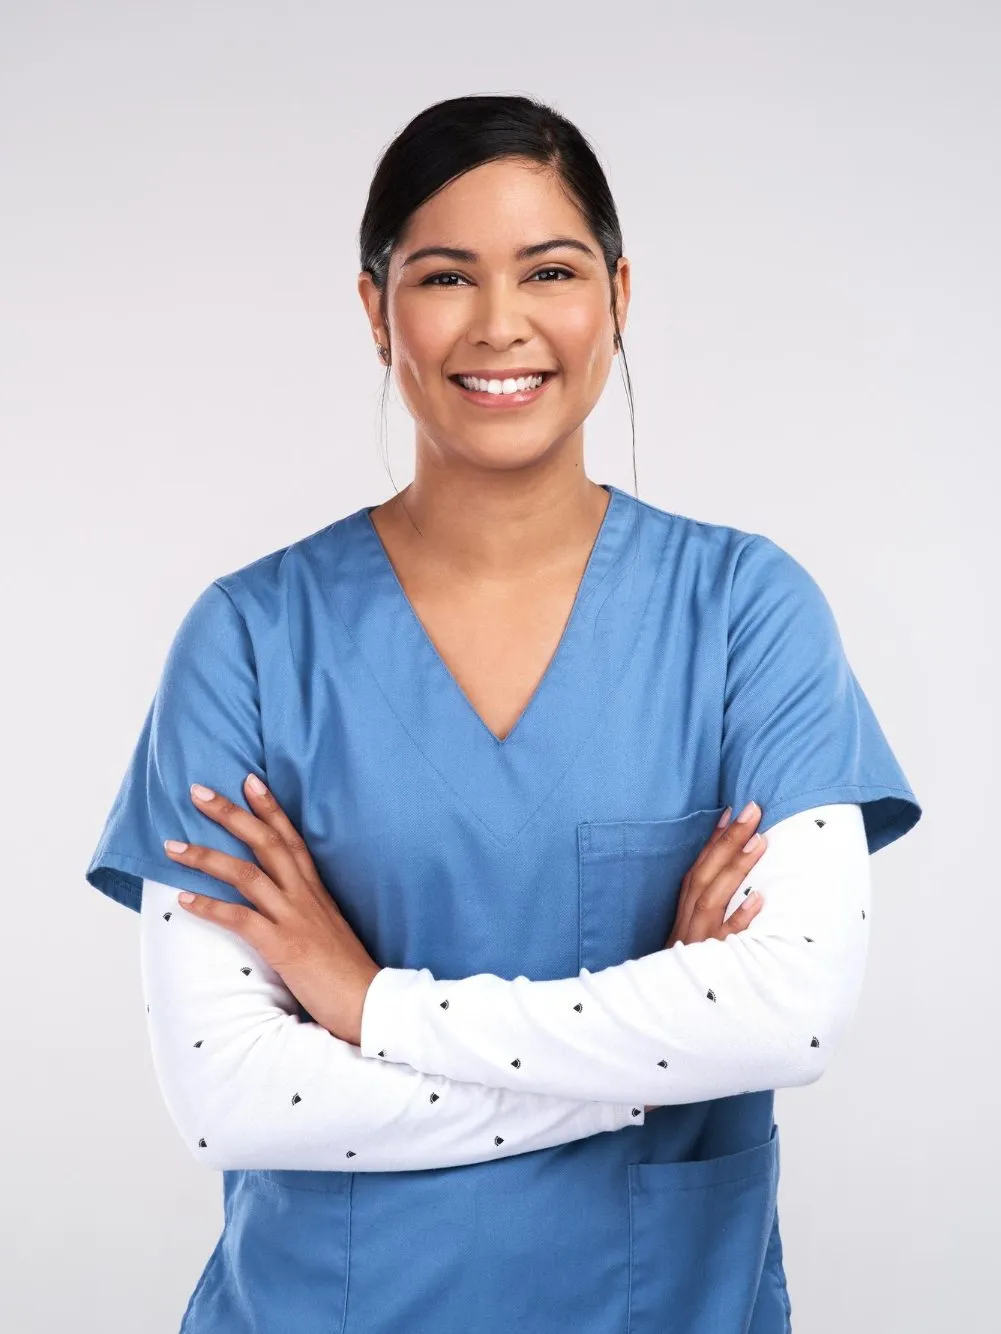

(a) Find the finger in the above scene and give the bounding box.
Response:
[720,891,764,938]
[688,821,774,939]
[672,805,759,940]
[694,802,762,884]
[241,774,326,892]
[164,837,282,917]
[670,800,758,939]
[188,783,307,896]
[687,805,734,873]
[686,830,768,939]
[672,819,731,941]
[173,887,264,942]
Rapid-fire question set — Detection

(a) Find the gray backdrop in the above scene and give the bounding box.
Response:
[2,2,996,1330]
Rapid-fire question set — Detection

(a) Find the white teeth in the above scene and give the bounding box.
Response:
[457,373,545,394]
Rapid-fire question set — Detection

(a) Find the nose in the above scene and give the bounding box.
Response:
[463,275,535,351]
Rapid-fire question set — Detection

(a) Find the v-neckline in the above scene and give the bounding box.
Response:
[360,484,624,748]
[328,482,644,843]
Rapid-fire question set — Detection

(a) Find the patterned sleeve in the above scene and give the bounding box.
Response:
[140,878,643,1173]
[359,804,873,1104]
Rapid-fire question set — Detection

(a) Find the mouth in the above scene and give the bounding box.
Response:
[448,370,558,409]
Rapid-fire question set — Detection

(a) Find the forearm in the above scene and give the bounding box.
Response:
[360,803,871,1105]
[141,879,643,1174]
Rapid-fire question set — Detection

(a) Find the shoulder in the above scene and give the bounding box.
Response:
[205,506,365,622]
[625,489,802,586]
[621,491,832,639]
[160,508,366,669]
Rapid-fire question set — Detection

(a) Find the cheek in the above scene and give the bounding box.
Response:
[393,299,463,384]
[547,301,611,372]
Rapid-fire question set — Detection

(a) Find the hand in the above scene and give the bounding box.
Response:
[665,801,767,949]
[643,802,769,1115]
[164,776,382,1046]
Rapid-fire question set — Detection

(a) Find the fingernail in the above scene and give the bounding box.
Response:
[736,801,758,823]
[717,806,732,827]
[164,839,188,854]
[246,773,267,795]
[190,784,215,801]
[178,892,195,903]
[742,832,760,852]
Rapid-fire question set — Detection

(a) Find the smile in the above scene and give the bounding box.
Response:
[449,372,556,409]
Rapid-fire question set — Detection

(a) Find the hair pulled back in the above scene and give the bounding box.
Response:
[358,94,636,494]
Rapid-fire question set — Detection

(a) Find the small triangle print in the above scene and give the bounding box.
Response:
[440,999,449,1010]
[193,1040,203,1048]
[657,1059,669,1068]
[494,1136,504,1146]
[346,1150,356,1158]
[162,911,172,921]
[804,937,814,943]
[573,1003,583,1013]
[291,1093,301,1106]
[810,1036,820,1047]
[197,1138,207,1148]
[511,1059,521,1069]
[631,1108,642,1117]
[378,1050,386,1058]
[430,1092,439,1103]
[814,819,826,828]
[240,966,252,976]
[743,887,752,896]
[706,989,717,1002]
[862,909,866,920]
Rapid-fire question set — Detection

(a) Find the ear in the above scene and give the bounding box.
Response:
[612,256,631,344]
[357,270,388,348]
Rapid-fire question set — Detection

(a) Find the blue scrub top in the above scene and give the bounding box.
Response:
[87,484,921,1333]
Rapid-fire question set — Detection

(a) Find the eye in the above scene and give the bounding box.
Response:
[419,266,576,287]
[420,272,470,287]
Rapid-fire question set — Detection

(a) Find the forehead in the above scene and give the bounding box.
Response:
[395,157,589,259]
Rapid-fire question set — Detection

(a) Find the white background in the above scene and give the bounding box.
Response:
[2,2,996,1329]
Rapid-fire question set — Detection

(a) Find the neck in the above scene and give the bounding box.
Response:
[377,459,609,586]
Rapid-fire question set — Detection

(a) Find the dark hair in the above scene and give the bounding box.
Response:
[358,93,637,497]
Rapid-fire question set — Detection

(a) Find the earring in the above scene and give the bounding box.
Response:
[376,343,390,365]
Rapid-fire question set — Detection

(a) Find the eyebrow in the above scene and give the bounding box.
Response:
[400,237,598,269]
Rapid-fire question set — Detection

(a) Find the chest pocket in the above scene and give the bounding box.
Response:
[577,804,727,972]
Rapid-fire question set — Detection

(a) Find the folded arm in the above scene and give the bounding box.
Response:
[140,879,644,1175]
[360,803,871,1105]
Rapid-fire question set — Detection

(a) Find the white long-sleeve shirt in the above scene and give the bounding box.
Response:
[360,802,872,1104]
[141,875,639,1173]
[140,801,871,1173]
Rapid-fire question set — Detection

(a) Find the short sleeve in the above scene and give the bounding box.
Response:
[720,534,922,855]
[86,580,266,913]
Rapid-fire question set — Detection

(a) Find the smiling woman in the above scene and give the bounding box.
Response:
[84,92,921,1334]
[355,116,635,503]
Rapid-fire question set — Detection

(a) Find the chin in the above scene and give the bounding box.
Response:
[447,439,562,473]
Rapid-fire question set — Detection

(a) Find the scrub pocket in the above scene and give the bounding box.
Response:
[627,1123,781,1334]
[180,1169,352,1334]
[578,804,728,972]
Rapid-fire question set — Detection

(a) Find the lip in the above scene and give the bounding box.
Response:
[449,369,557,381]
[450,370,557,410]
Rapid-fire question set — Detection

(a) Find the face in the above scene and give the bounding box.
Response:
[358,156,630,474]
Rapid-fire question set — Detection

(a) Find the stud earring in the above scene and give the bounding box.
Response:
[376,343,390,364]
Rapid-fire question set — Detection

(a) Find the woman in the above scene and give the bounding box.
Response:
[86,94,921,1333]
